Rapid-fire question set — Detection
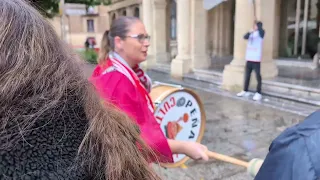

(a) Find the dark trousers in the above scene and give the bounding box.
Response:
[244,61,262,93]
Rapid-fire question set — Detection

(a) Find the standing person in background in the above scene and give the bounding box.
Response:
[237,21,265,101]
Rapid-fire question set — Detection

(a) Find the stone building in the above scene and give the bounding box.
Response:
[49,3,110,50]
[135,0,319,91]
[51,0,320,94]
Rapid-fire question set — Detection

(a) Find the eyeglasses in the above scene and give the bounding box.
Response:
[124,34,151,43]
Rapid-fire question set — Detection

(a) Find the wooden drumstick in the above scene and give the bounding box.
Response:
[206,151,264,177]
[206,151,249,167]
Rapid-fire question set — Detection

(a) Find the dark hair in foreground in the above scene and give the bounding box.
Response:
[0,0,160,179]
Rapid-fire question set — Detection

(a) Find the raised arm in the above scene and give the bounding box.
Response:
[243,32,251,40]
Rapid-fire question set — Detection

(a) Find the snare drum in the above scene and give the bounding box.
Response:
[150,82,206,168]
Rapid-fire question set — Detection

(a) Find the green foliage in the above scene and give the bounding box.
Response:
[28,0,60,18]
[29,0,112,18]
[80,49,98,64]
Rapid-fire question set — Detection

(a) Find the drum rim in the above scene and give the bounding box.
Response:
[152,86,206,168]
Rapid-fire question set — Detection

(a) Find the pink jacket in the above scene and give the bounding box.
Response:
[89,59,173,164]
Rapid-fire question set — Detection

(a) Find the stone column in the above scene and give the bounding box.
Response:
[139,4,143,18]
[170,0,191,78]
[256,0,278,78]
[153,0,170,64]
[224,1,232,56]
[222,0,278,92]
[273,0,281,57]
[115,11,120,18]
[212,8,219,56]
[191,0,210,69]
[126,6,134,16]
[140,0,156,70]
[218,4,225,57]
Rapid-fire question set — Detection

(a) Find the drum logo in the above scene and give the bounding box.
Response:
[154,91,202,162]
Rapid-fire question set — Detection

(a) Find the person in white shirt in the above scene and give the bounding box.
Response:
[237,21,265,101]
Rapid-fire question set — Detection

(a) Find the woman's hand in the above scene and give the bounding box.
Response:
[168,140,209,161]
[183,141,209,161]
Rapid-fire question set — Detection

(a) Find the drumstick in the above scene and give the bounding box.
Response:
[206,151,264,177]
[206,151,249,167]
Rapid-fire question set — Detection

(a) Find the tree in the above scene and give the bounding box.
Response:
[29,0,111,18]
[29,0,59,18]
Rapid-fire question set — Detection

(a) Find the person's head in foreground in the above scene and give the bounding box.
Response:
[0,0,160,179]
[254,110,320,180]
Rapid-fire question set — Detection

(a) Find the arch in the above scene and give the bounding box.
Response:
[112,13,116,20]
[122,10,127,16]
[134,7,140,18]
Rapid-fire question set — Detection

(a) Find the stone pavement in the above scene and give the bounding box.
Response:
[148,72,306,180]
[82,63,309,180]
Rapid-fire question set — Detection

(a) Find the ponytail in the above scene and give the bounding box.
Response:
[98,30,110,65]
[98,17,140,65]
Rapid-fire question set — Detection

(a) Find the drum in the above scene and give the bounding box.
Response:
[150,81,206,168]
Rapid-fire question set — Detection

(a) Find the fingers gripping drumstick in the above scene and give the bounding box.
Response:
[206,151,264,177]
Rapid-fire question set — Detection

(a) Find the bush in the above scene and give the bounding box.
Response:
[81,49,98,64]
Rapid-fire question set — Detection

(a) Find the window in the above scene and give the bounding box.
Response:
[122,10,126,16]
[134,7,140,18]
[170,0,177,40]
[279,0,320,59]
[87,19,94,32]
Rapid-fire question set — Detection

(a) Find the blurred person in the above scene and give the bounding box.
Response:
[255,110,320,180]
[0,0,161,179]
[90,17,209,164]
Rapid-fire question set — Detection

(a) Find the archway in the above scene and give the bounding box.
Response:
[112,13,116,20]
[134,7,140,18]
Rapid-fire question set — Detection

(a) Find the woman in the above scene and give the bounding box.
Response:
[90,16,209,164]
[0,0,160,179]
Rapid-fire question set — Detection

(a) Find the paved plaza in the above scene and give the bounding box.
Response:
[148,71,306,180]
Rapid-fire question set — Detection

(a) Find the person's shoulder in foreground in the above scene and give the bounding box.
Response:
[255,110,320,180]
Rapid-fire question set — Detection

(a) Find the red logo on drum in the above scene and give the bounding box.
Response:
[156,96,200,140]
[164,113,188,139]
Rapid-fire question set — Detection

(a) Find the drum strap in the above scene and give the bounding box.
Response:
[106,56,155,113]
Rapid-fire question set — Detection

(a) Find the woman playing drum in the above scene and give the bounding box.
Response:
[90,17,208,164]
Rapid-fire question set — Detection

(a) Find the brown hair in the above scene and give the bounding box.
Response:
[98,16,140,65]
[0,0,160,179]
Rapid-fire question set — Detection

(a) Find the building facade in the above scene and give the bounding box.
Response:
[138,0,320,91]
[49,3,110,50]
[108,0,142,22]
[51,0,320,91]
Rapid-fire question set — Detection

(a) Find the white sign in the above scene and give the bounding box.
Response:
[203,0,227,10]
[65,9,86,15]
[154,91,202,163]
